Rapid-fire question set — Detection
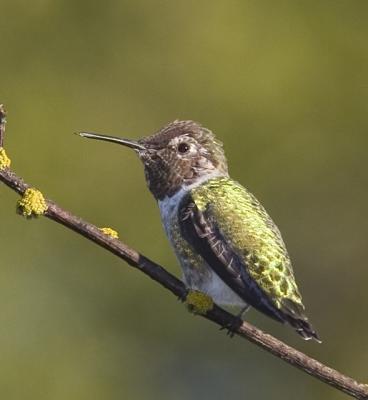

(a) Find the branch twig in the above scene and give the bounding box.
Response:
[0,106,367,400]
[0,104,6,147]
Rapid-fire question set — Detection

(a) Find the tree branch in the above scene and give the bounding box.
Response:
[0,104,6,147]
[0,106,367,400]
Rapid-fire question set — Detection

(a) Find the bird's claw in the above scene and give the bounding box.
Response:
[176,295,186,302]
[219,317,242,337]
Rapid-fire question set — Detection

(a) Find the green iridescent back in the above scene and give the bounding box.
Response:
[191,177,304,310]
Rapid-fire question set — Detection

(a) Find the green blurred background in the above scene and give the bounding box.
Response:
[0,1,367,399]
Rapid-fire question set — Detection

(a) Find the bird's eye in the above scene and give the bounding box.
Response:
[178,142,190,154]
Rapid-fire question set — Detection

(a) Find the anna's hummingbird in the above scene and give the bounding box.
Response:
[79,120,320,341]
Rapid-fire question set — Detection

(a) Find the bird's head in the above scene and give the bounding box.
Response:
[79,120,228,200]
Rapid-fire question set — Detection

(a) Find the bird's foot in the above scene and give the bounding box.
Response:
[219,317,243,338]
[176,293,186,303]
[219,305,249,337]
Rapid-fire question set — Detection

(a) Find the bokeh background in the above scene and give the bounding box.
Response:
[1,1,367,399]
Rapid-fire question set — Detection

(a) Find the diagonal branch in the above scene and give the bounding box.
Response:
[0,104,6,147]
[0,106,367,400]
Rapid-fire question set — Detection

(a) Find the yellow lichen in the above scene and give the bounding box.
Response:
[186,290,214,315]
[0,147,11,170]
[17,188,48,217]
[100,227,119,239]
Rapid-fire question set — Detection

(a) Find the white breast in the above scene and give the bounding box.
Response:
[158,187,187,240]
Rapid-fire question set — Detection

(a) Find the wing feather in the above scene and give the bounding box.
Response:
[178,182,320,341]
[179,194,284,322]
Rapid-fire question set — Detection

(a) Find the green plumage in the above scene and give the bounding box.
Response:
[191,177,303,311]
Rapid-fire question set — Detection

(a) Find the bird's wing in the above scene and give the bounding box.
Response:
[178,178,319,340]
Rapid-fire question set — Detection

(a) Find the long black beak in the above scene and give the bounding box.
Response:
[77,131,146,151]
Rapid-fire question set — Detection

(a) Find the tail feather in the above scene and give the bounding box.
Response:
[291,318,321,342]
[281,298,321,342]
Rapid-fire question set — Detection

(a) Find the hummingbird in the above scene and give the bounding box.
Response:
[78,120,320,341]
